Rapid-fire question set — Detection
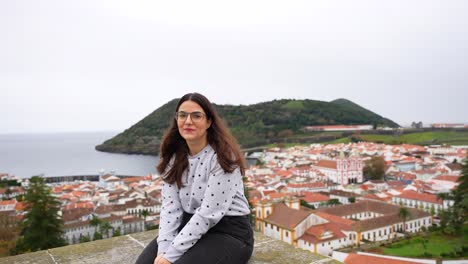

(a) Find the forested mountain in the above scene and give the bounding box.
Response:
[95,98,399,155]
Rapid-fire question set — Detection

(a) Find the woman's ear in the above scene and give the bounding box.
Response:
[207,119,212,129]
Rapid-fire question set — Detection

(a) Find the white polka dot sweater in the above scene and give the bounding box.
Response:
[156,144,251,263]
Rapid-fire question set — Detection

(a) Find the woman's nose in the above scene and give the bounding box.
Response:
[184,115,193,124]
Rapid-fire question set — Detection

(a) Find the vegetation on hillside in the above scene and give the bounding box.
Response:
[355,131,468,145]
[96,98,398,155]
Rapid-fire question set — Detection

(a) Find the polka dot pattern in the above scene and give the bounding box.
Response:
[156,144,251,263]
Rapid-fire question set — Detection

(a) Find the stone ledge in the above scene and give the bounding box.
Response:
[0,231,341,264]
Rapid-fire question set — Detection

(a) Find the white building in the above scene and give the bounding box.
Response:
[256,199,431,256]
[311,158,363,185]
[392,190,453,214]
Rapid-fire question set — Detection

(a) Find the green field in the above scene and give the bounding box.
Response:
[254,131,468,150]
[323,137,352,144]
[379,231,467,259]
[330,131,468,146]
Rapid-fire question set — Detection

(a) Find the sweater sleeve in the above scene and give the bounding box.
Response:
[163,155,241,263]
[156,181,184,256]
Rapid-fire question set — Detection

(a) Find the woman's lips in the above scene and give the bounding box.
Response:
[184,128,195,132]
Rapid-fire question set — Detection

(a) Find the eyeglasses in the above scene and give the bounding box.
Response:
[175,111,206,122]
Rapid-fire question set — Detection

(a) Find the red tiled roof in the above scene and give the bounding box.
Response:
[329,190,359,198]
[300,222,346,244]
[318,200,398,217]
[314,212,354,226]
[248,190,262,199]
[64,202,94,210]
[262,190,276,196]
[361,193,391,202]
[62,208,93,222]
[276,170,292,177]
[387,181,406,189]
[345,253,426,264]
[264,203,310,229]
[268,192,289,199]
[123,176,145,184]
[0,200,16,205]
[444,163,462,171]
[315,160,337,169]
[301,192,330,203]
[294,165,312,170]
[95,205,113,214]
[413,169,438,175]
[397,190,442,204]
[71,191,87,198]
[288,182,326,188]
[15,202,25,211]
[122,216,144,224]
[432,175,460,183]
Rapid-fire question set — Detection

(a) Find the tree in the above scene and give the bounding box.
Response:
[90,215,102,231]
[0,213,20,255]
[100,221,112,239]
[348,197,356,203]
[141,209,150,230]
[326,199,341,207]
[398,207,411,233]
[89,215,102,240]
[79,235,91,243]
[93,231,103,240]
[278,129,293,138]
[0,213,19,241]
[4,188,12,200]
[363,156,386,180]
[243,176,256,227]
[436,158,468,234]
[113,227,122,237]
[141,209,150,221]
[16,195,24,202]
[454,159,468,221]
[430,204,435,218]
[300,199,315,210]
[13,176,66,254]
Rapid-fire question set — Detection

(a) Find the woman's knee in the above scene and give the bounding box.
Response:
[135,237,159,264]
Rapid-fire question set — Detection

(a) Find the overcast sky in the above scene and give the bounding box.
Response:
[1,0,467,134]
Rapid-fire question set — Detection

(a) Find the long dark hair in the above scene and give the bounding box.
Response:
[157,93,245,188]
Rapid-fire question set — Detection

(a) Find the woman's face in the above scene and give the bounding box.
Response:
[176,100,212,145]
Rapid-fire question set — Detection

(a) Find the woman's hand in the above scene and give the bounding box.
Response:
[154,253,164,264]
[154,253,171,264]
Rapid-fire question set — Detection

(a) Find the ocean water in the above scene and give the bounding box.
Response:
[0,132,158,178]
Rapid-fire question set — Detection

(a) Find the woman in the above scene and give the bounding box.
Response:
[136,93,254,264]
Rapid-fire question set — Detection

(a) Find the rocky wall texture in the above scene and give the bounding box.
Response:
[0,231,341,264]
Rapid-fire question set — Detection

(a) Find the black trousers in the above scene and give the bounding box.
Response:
[135,212,254,264]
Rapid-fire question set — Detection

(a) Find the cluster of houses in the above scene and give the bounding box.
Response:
[0,141,465,256]
[0,173,165,244]
[245,142,464,256]
[255,198,431,256]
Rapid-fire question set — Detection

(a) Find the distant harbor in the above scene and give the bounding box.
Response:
[43,174,146,183]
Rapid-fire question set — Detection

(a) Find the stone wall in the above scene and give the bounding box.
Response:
[0,231,342,264]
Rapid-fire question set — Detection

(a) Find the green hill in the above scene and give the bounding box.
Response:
[95,98,399,155]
